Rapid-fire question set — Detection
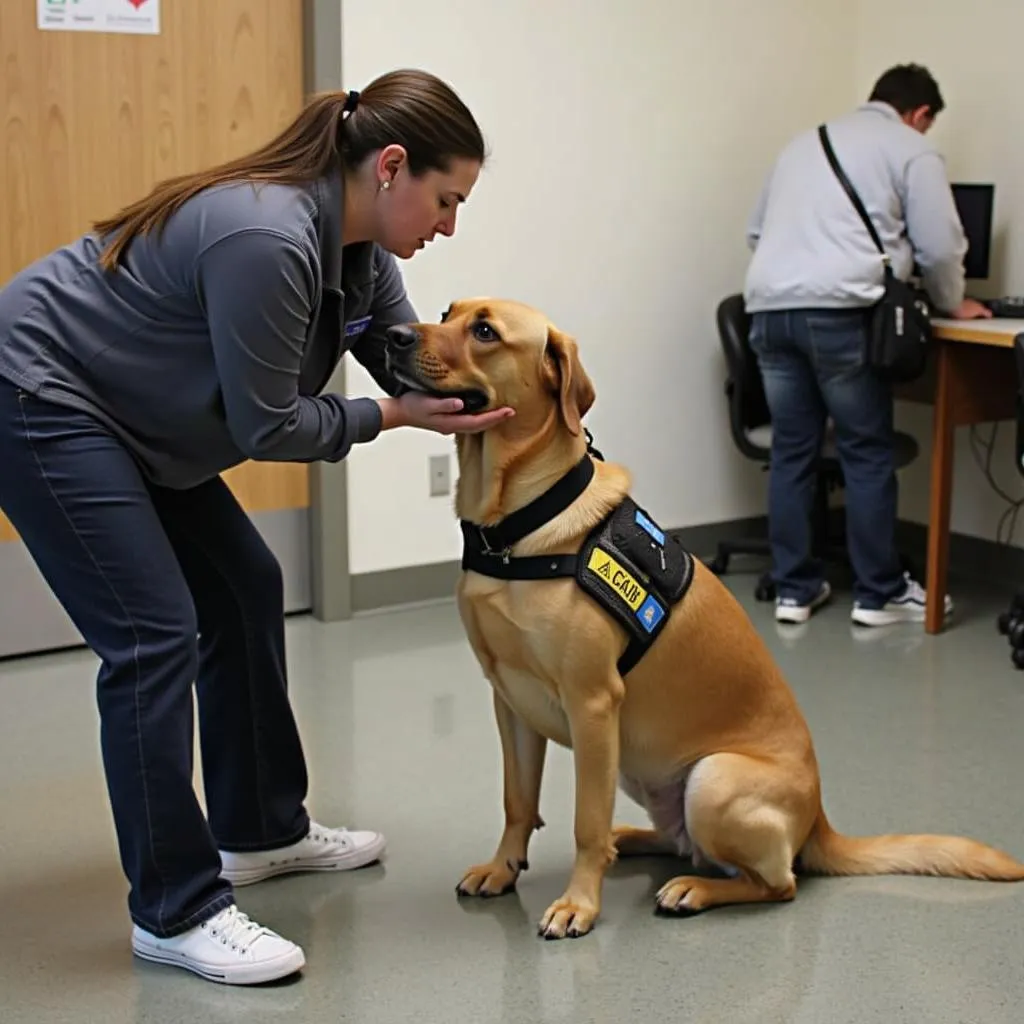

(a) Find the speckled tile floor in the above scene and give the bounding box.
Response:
[1,571,1022,1024]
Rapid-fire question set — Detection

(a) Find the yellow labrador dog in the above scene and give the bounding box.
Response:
[385,298,1024,940]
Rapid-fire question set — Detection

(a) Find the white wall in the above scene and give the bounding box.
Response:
[855,2,1024,545]
[341,0,858,575]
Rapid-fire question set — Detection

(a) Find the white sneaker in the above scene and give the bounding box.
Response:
[219,821,386,887]
[131,904,305,985]
[851,573,953,627]
[775,581,832,624]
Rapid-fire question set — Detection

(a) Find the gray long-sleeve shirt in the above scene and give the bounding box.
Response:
[0,172,413,488]
[744,101,967,315]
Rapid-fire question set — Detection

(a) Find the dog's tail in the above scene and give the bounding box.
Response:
[798,811,1024,882]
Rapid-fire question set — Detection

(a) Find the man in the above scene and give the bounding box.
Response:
[744,63,991,627]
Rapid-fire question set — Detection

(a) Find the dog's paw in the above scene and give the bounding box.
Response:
[654,876,707,916]
[538,896,598,940]
[455,859,522,898]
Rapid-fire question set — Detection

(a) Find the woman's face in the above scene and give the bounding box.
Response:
[374,147,482,259]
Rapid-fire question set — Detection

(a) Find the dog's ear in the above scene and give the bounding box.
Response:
[544,325,595,436]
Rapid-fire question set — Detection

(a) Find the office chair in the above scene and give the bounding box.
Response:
[707,293,920,602]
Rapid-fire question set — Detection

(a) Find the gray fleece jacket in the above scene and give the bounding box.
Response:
[0,172,412,488]
[744,101,967,315]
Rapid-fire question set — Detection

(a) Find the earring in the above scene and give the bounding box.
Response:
[379,180,391,192]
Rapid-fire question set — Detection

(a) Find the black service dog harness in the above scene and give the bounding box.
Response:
[460,435,695,676]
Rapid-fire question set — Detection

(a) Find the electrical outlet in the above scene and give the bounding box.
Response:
[428,454,451,497]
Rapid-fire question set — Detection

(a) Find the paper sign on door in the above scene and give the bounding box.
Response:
[37,0,160,36]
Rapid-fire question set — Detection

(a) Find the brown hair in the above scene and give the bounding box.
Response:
[94,68,486,270]
[869,63,945,117]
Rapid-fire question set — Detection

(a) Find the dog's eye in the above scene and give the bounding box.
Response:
[472,321,499,343]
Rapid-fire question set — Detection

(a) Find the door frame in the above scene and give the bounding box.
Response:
[305,0,353,623]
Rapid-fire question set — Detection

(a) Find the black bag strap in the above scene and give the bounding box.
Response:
[818,124,889,266]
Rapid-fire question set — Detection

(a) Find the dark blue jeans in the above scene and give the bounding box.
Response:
[749,309,905,609]
[0,379,311,937]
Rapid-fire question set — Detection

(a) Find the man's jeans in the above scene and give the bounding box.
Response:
[749,308,905,609]
[0,378,311,937]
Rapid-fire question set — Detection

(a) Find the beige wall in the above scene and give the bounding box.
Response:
[340,0,859,574]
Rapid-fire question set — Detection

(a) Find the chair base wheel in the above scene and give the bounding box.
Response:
[1010,621,1024,649]
[707,554,729,575]
[754,574,776,602]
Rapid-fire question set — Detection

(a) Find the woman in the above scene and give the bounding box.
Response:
[0,68,510,986]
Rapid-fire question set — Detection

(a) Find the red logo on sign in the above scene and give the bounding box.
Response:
[126,0,149,9]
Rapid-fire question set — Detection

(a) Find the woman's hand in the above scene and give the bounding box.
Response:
[378,392,514,435]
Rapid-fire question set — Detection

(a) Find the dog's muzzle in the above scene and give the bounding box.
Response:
[384,325,490,413]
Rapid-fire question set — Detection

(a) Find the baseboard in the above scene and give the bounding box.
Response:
[894,520,1024,585]
[348,516,769,615]
[350,560,462,615]
[0,507,311,661]
[348,515,1024,616]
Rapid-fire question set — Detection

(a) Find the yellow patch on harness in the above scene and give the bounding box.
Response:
[586,548,648,611]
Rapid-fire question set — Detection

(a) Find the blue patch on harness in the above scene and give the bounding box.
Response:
[345,316,373,338]
[636,595,665,633]
[635,510,666,545]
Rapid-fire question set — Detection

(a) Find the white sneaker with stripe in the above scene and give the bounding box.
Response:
[132,904,305,985]
[775,581,832,624]
[219,821,386,887]
[851,573,953,627]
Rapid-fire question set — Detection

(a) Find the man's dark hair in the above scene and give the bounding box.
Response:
[868,64,945,117]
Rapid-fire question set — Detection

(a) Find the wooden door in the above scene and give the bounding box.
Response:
[0,0,309,652]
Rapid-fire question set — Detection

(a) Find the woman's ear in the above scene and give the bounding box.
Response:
[375,144,408,186]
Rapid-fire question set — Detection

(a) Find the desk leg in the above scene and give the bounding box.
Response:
[925,343,955,634]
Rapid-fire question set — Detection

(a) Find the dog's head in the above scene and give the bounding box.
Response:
[385,298,595,435]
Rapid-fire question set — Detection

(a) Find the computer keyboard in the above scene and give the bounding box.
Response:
[986,297,1024,318]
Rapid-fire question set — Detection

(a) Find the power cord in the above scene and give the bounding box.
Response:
[968,423,1024,545]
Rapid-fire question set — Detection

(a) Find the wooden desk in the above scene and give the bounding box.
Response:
[912,318,1024,633]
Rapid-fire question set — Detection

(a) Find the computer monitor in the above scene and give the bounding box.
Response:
[951,183,994,280]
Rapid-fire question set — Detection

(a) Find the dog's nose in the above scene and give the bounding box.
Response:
[386,324,420,350]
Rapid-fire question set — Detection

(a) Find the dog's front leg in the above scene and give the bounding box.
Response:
[539,685,622,940]
[457,690,547,898]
